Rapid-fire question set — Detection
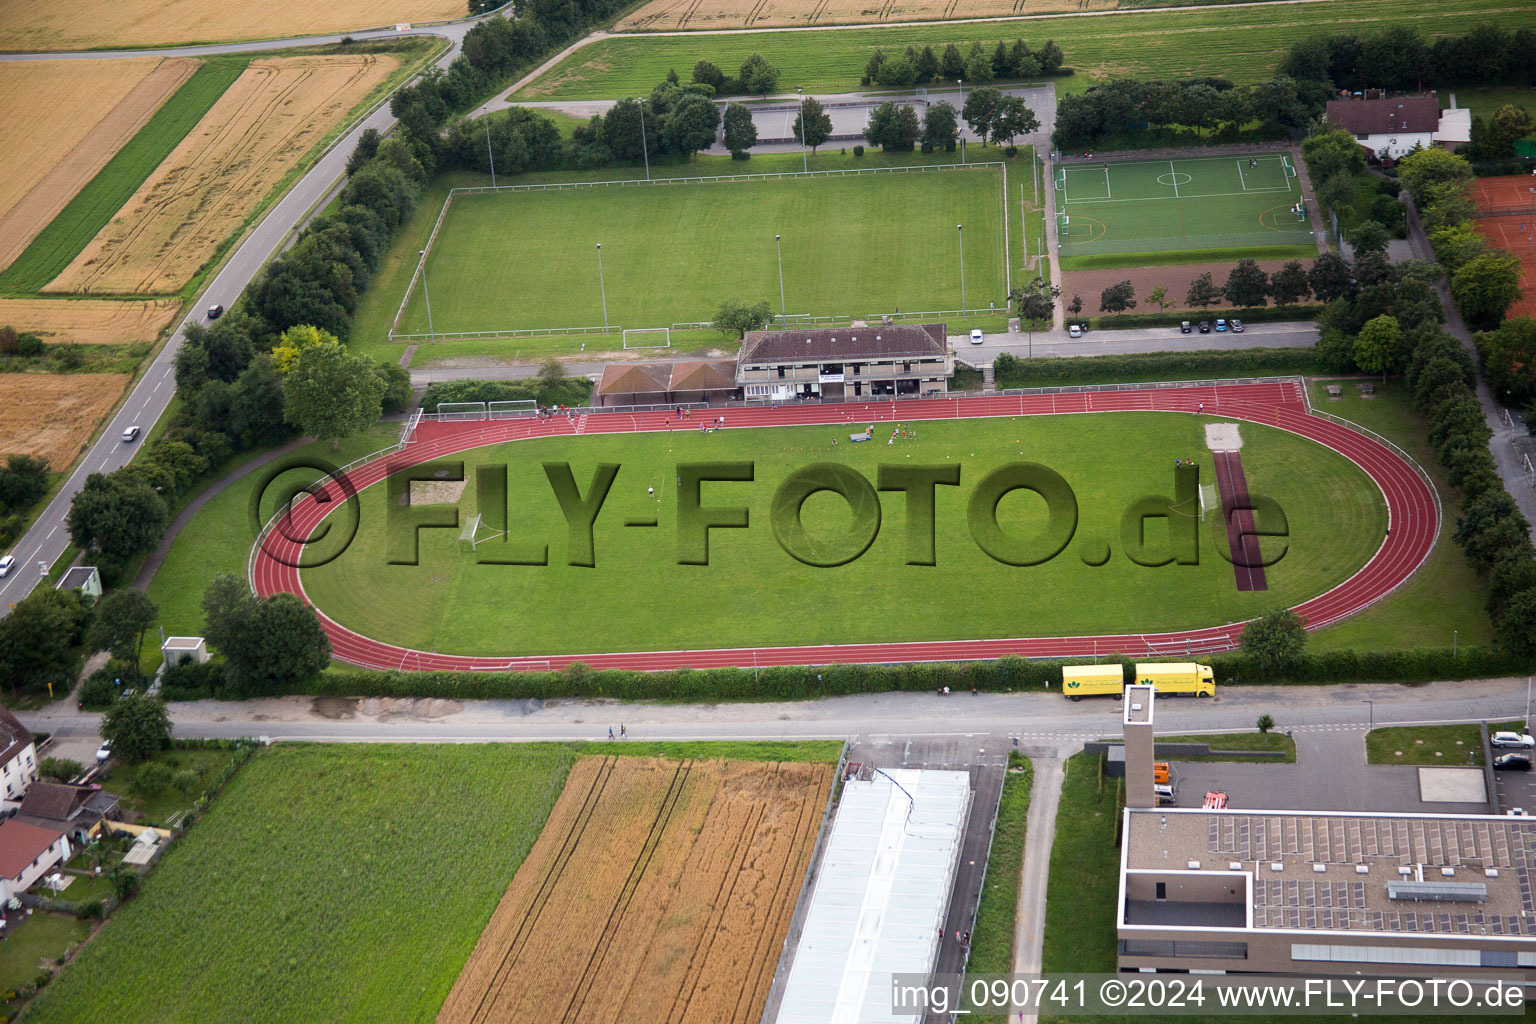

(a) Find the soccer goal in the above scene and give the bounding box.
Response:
[1057,213,1070,236]
[398,407,423,446]
[437,401,488,421]
[1200,483,1219,523]
[488,399,537,419]
[458,513,506,552]
[623,327,671,349]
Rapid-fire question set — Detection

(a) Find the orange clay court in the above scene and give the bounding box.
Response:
[437,755,832,1024]
[1471,175,1536,320]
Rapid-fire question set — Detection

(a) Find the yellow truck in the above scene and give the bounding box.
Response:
[1061,664,1126,702]
[1133,662,1216,698]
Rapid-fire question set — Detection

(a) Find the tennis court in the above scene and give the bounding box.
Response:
[1470,174,1536,320]
[1055,153,1317,268]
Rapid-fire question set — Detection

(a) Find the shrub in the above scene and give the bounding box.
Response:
[77,673,118,710]
[853,145,864,157]
[38,757,83,782]
[132,761,175,796]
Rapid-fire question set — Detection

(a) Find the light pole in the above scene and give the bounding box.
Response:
[775,234,786,319]
[418,249,435,343]
[596,243,609,331]
[1361,699,1374,733]
[797,87,807,173]
[485,120,496,187]
[637,98,650,181]
[956,224,965,318]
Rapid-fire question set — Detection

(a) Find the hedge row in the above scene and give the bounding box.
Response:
[992,346,1322,389]
[154,646,1527,703]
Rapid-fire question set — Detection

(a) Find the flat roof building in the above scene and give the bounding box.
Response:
[738,323,952,403]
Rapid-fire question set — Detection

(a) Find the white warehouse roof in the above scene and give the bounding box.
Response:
[774,768,971,1024]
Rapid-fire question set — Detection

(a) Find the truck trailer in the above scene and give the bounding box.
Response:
[1061,664,1126,701]
[1133,662,1216,697]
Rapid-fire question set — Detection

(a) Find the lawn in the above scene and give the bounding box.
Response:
[0,914,89,994]
[1040,751,1121,977]
[1365,720,1523,766]
[965,751,1031,1024]
[300,410,1386,656]
[1056,153,1315,268]
[1304,380,1493,651]
[397,165,1009,336]
[23,741,832,1024]
[1438,87,1535,128]
[512,0,1536,101]
[0,58,249,296]
[1156,730,1296,763]
[94,747,249,825]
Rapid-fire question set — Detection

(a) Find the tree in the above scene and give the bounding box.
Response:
[1146,285,1172,311]
[602,98,650,162]
[0,588,89,693]
[0,454,50,513]
[875,54,917,88]
[1010,276,1059,327]
[1038,39,1064,74]
[922,101,959,151]
[1477,317,1536,407]
[1099,280,1137,315]
[1345,220,1390,258]
[737,53,779,94]
[1353,314,1402,381]
[38,758,82,783]
[1484,104,1535,159]
[865,101,920,151]
[345,128,380,176]
[1452,250,1523,331]
[1240,606,1307,674]
[1415,179,1477,233]
[133,762,175,796]
[1497,588,1536,658]
[270,324,339,374]
[88,590,158,663]
[1223,259,1271,308]
[1185,272,1222,309]
[961,87,1002,146]
[537,358,569,389]
[712,299,775,338]
[1397,146,1473,199]
[1256,713,1276,734]
[1067,295,1083,317]
[692,60,725,90]
[1267,261,1310,307]
[665,93,720,159]
[963,51,994,84]
[939,43,965,79]
[200,574,331,694]
[1456,491,1531,573]
[1300,127,1366,184]
[862,48,886,86]
[1307,252,1356,303]
[916,46,939,83]
[101,694,171,763]
[792,97,833,153]
[1428,223,1489,274]
[722,102,757,155]
[68,472,169,559]
[989,95,1040,145]
[282,340,386,451]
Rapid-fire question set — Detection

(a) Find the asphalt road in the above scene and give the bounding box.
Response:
[0,19,492,616]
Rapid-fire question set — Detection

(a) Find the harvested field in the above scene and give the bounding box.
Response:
[0,59,196,274]
[619,0,1120,30]
[438,755,832,1024]
[0,373,128,468]
[47,55,397,297]
[1062,258,1313,314]
[0,299,181,346]
[0,0,462,51]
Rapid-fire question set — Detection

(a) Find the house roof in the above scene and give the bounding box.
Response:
[18,782,88,822]
[668,360,736,392]
[739,323,947,365]
[55,566,98,592]
[597,363,671,396]
[0,707,32,768]
[0,819,64,879]
[1326,94,1440,136]
[1437,107,1473,144]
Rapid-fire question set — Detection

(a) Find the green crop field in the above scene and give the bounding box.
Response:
[0,58,249,296]
[1056,153,1318,269]
[398,166,1009,336]
[513,0,1536,102]
[300,411,1385,657]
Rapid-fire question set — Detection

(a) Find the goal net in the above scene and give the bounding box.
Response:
[458,513,506,551]
[488,399,537,419]
[398,407,423,446]
[437,401,487,421]
[623,327,671,349]
[1200,483,1218,522]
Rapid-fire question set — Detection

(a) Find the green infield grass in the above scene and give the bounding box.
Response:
[1056,153,1317,268]
[396,165,1009,336]
[300,410,1386,657]
[513,0,1536,102]
[0,58,249,295]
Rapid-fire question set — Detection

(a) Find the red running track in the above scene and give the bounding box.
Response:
[250,382,1439,672]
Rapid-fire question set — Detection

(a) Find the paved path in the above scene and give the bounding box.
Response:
[1013,754,1065,1024]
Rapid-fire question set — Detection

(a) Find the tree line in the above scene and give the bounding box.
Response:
[863,89,1039,152]
[860,38,1065,89]
[1053,76,1324,151]
[1278,23,1536,95]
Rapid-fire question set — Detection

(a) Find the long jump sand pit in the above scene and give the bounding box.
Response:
[0,299,181,345]
[0,58,197,274]
[47,54,397,297]
[0,373,129,468]
[619,0,1116,30]
[438,755,833,1024]
[0,0,461,52]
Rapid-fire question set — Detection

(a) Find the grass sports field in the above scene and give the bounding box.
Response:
[399,167,1008,336]
[300,412,1386,656]
[1056,153,1316,270]
[514,0,1536,101]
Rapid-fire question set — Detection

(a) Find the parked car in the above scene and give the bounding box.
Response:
[0,554,13,577]
[122,425,140,442]
[969,328,984,344]
[1494,753,1532,771]
[1069,324,1083,338]
[1231,319,1245,333]
[1215,318,1228,332]
[1199,321,1211,333]
[207,304,224,320]
[1180,321,1191,333]
[95,739,112,763]
[1491,731,1536,748]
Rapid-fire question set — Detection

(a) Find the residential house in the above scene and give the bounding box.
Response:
[0,707,37,811]
[0,819,70,903]
[1326,93,1440,160]
[16,782,121,848]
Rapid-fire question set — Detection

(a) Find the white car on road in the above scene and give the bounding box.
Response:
[969,329,984,344]
[1492,731,1536,749]
[0,554,13,578]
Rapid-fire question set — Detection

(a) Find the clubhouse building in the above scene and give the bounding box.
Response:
[737,322,953,403]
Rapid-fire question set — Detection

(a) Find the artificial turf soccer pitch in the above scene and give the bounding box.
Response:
[396,167,1009,336]
[1056,154,1319,270]
[300,412,1387,657]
